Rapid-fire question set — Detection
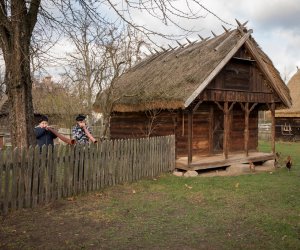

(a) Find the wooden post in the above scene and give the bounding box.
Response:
[187,111,193,166]
[209,106,214,155]
[223,102,229,159]
[270,103,276,154]
[244,103,249,156]
[240,103,257,156]
[215,101,235,159]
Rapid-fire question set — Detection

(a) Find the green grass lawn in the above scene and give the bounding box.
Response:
[259,140,300,156]
[1,141,300,249]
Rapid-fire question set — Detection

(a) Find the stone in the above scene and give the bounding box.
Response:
[184,170,198,177]
[173,171,183,177]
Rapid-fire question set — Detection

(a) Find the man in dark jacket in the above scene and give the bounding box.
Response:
[34,115,57,147]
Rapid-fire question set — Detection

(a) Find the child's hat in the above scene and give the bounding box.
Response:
[38,115,48,123]
[75,114,86,121]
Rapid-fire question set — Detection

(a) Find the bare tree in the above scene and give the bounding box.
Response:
[63,10,146,138]
[141,110,162,137]
[0,0,214,147]
[62,11,108,114]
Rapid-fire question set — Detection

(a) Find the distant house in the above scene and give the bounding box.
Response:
[275,68,300,141]
[94,24,291,170]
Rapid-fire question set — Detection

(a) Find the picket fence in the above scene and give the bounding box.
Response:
[0,135,175,215]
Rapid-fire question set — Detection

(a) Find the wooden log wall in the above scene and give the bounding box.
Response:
[110,102,259,159]
[110,111,176,139]
[275,117,300,141]
[0,136,175,215]
[175,105,211,157]
[201,58,281,103]
[230,106,258,151]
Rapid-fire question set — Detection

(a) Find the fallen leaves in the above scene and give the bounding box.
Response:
[185,184,192,189]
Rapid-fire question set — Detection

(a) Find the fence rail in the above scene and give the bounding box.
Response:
[0,135,175,215]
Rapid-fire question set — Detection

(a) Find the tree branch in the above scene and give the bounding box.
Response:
[27,0,41,35]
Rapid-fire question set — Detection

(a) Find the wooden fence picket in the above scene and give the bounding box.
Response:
[99,140,106,189]
[69,145,75,196]
[32,146,40,208]
[0,136,175,214]
[11,148,18,211]
[18,148,26,209]
[38,146,47,204]
[3,147,11,215]
[47,146,53,202]
[63,145,70,197]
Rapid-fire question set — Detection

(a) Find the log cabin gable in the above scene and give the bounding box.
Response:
[199,47,281,103]
[208,60,274,93]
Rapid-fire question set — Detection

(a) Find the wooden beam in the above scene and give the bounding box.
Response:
[222,25,229,33]
[211,31,217,37]
[214,101,224,112]
[267,103,276,154]
[244,103,250,156]
[240,102,258,156]
[228,102,236,112]
[159,46,167,52]
[214,31,236,51]
[192,100,203,112]
[223,102,230,159]
[186,38,192,44]
[176,41,186,48]
[168,44,174,50]
[215,101,234,159]
[249,102,258,112]
[182,112,185,136]
[235,19,242,27]
[209,106,214,155]
[198,34,204,41]
[153,48,160,54]
[242,21,249,27]
[187,111,193,166]
[184,30,253,108]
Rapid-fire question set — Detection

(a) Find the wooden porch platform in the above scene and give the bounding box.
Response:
[176,151,274,171]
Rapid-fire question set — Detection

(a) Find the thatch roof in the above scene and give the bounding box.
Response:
[95,27,291,113]
[276,69,300,117]
[0,88,87,118]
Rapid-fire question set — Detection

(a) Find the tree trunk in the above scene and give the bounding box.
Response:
[0,0,40,147]
[5,46,35,147]
[6,54,35,147]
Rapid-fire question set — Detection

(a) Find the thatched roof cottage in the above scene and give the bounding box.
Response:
[275,68,300,141]
[94,23,291,170]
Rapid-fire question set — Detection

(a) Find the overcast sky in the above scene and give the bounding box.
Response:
[202,0,300,82]
[129,0,300,82]
[49,0,300,83]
